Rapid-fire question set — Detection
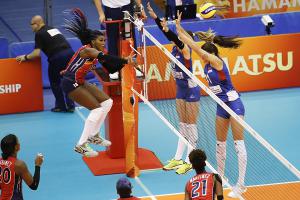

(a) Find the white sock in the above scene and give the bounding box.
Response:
[216,141,227,177]
[78,107,104,145]
[234,140,247,186]
[185,124,198,163]
[93,99,113,137]
[174,122,187,160]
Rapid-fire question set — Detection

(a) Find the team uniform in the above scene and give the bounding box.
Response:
[186,172,220,200]
[35,25,75,110]
[171,46,200,102]
[0,157,23,200]
[204,62,245,118]
[61,45,98,94]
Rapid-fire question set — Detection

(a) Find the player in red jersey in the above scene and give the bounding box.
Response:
[0,134,44,200]
[185,149,223,200]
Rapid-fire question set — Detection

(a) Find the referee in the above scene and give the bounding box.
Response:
[93,0,146,79]
[16,15,75,112]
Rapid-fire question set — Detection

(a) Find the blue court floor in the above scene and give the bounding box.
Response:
[0,87,300,200]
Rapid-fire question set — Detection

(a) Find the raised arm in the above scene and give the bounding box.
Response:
[175,16,223,71]
[147,3,190,60]
[93,0,105,23]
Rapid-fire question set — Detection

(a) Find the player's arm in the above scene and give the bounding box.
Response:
[184,183,191,200]
[80,47,136,74]
[16,49,41,63]
[175,16,223,71]
[214,174,224,200]
[15,154,43,190]
[147,3,190,59]
[93,0,105,23]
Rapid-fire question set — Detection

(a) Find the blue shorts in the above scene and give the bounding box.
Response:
[176,85,200,102]
[217,98,245,119]
[61,77,80,94]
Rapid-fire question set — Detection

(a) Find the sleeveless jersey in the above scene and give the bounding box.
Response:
[170,46,193,88]
[62,45,98,84]
[0,157,23,200]
[186,172,215,200]
[204,62,239,102]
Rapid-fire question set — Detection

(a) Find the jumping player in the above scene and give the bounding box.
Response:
[147,3,200,175]
[0,134,44,200]
[62,8,136,157]
[176,13,247,198]
[185,149,223,200]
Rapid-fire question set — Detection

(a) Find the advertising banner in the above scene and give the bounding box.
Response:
[0,58,43,114]
[145,33,300,100]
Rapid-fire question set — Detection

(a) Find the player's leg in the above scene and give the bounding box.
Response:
[215,104,230,178]
[83,83,112,146]
[67,84,104,156]
[163,98,186,170]
[228,99,247,197]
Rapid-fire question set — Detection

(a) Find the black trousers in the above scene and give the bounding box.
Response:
[48,48,75,110]
[104,3,133,56]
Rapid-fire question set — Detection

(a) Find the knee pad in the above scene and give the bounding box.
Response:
[101,99,113,113]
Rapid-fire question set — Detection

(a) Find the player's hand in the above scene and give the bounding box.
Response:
[147,2,157,19]
[99,11,105,23]
[160,18,169,32]
[16,55,26,63]
[35,153,44,166]
[176,11,182,24]
[126,52,137,67]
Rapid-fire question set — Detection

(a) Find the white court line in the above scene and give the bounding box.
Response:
[135,177,158,200]
[75,107,87,121]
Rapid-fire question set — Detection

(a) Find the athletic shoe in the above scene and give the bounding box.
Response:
[163,159,184,170]
[227,184,247,198]
[87,133,111,146]
[175,163,192,175]
[74,143,98,157]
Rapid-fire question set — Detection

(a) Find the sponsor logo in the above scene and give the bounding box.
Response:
[0,84,22,94]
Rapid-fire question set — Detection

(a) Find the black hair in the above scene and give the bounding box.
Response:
[185,30,195,40]
[189,149,207,174]
[194,30,241,57]
[117,188,132,198]
[1,134,18,160]
[63,8,104,45]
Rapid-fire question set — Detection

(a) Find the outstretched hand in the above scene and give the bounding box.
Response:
[147,2,157,19]
[160,18,169,32]
[125,51,137,67]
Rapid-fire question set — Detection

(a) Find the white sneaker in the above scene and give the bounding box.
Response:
[135,68,143,77]
[88,133,112,146]
[74,143,98,157]
[109,72,119,80]
[228,184,247,198]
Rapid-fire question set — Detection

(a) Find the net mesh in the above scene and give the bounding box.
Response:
[136,27,300,199]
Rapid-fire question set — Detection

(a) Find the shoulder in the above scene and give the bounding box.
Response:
[14,159,28,174]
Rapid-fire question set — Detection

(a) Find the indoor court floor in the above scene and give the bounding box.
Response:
[0,87,299,200]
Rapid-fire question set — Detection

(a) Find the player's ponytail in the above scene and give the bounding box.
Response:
[194,29,241,57]
[1,134,18,160]
[63,8,103,45]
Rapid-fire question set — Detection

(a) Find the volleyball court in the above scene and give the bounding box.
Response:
[127,14,300,200]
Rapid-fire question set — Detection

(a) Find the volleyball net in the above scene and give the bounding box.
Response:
[131,17,300,199]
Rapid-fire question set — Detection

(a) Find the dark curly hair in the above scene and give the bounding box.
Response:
[1,134,18,160]
[189,149,207,174]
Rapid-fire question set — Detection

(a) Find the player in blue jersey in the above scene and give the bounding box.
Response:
[62,8,136,157]
[147,3,200,175]
[176,13,247,198]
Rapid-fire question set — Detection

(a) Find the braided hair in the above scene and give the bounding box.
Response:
[194,29,241,57]
[63,8,103,45]
[189,149,207,174]
[1,134,18,160]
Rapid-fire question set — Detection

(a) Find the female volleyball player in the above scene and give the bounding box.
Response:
[62,8,136,157]
[0,134,44,199]
[176,13,247,197]
[185,149,224,200]
[147,3,200,175]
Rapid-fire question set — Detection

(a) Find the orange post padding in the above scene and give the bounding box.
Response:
[121,39,140,177]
